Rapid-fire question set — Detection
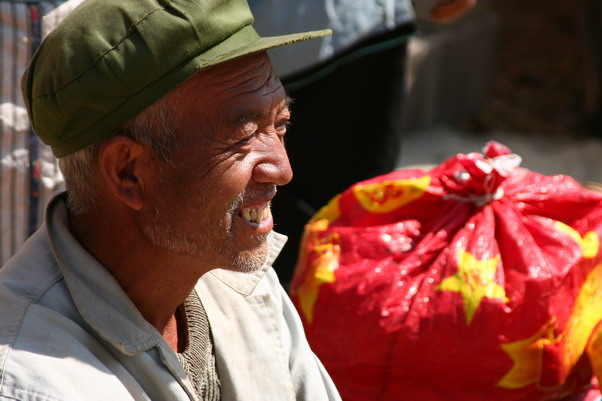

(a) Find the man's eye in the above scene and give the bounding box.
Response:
[237,136,252,146]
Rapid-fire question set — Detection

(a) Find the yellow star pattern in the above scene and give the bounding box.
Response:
[497,318,560,389]
[497,262,602,390]
[437,247,508,325]
[291,195,342,324]
[588,323,602,384]
[295,231,341,324]
[562,261,602,370]
[309,194,341,225]
[353,176,431,214]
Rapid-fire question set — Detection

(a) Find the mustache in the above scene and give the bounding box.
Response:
[229,185,278,212]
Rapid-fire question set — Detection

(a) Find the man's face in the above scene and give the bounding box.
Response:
[138,53,292,272]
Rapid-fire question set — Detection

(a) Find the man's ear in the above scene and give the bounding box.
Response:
[97,136,154,211]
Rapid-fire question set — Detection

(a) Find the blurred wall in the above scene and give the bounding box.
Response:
[401,0,498,132]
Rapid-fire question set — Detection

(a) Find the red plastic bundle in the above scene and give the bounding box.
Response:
[290,142,602,401]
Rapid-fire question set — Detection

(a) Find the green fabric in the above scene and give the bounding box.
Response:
[21,0,330,157]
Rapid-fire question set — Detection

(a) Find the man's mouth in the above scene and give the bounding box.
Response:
[239,204,270,224]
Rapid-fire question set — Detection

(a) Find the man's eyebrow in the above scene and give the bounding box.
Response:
[233,96,292,126]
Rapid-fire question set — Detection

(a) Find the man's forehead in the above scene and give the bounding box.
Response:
[175,53,275,95]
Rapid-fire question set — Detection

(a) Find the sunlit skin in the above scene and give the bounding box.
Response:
[69,52,292,350]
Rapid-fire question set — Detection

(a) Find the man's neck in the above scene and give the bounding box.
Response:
[162,309,187,353]
[69,211,210,344]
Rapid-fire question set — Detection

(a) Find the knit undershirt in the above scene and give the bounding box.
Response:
[176,292,221,401]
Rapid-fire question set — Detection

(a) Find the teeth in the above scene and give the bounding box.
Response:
[241,205,270,224]
[262,207,269,221]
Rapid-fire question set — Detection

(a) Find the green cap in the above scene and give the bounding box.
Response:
[22,0,331,157]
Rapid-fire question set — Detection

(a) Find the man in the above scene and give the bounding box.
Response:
[0,0,340,400]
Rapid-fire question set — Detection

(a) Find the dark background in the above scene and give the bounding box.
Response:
[462,0,600,137]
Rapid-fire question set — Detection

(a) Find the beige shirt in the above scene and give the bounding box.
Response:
[0,193,341,401]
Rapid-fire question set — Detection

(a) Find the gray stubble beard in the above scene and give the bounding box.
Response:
[139,187,269,274]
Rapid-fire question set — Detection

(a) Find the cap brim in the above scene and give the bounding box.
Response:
[193,26,332,71]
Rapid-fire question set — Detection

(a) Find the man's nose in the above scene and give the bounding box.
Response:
[253,135,293,186]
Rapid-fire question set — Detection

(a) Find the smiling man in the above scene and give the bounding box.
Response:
[0,0,340,400]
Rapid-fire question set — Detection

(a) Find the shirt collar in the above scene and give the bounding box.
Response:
[207,231,287,296]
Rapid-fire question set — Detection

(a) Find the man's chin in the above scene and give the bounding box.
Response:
[228,243,270,273]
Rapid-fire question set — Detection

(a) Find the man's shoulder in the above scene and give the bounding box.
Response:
[0,292,93,401]
[0,237,132,400]
[0,317,136,400]
[0,228,74,400]
[0,228,65,337]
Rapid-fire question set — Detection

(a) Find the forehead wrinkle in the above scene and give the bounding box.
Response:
[205,54,275,89]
